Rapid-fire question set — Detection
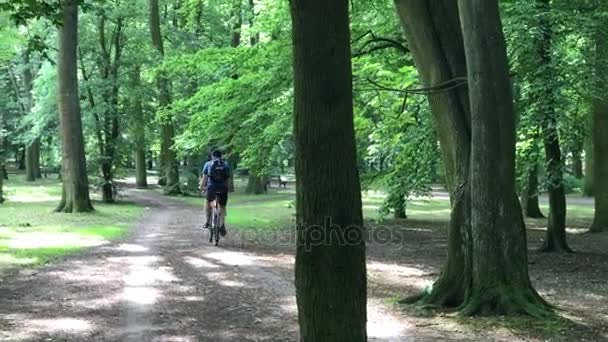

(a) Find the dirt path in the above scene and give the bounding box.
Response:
[0,188,409,341]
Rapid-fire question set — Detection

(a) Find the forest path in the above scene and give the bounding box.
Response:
[0,187,410,341]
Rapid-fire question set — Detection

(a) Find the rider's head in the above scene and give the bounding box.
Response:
[211,150,222,160]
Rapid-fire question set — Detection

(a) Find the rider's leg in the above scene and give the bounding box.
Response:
[219,192,228,228]
[204,192,214,227]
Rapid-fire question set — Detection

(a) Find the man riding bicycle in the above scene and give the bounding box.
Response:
[199,150,233,235]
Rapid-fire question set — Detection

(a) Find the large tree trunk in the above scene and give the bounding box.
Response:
[290,0,367,340]
[149,0,180,195]
[591,23,608,233]
[56,0,94,213]
[394,0,470,308]
[523,164,545,218]
[535,0,571,252]
[457,0,551,315]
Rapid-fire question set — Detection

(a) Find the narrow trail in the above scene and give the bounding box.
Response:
[0,188,410,341]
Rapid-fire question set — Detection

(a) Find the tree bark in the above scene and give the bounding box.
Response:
[584,136,594,196]
[535,0,571,252]
[290,0,367,340]
[25,144,36,182]
[394,0,470,308]
[149,0,181,195]
[33,139,41,178]
[572,148,584,179]
[55,0,94,213]
[591,21,608,233]
[131,69,148,189]
[457,0,552,315]
[523,164,545,218]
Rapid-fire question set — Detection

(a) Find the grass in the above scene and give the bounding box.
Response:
[177,183,596,234]
[0,175,143,269]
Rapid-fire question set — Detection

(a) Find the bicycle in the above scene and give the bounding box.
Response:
[208,192,223,246]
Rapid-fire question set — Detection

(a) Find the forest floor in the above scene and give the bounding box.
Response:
[0,181,607,341]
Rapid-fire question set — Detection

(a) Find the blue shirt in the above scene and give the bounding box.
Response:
[202,158,231,191]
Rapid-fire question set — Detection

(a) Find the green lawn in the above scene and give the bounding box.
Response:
[179,186,596,231]
[0,175,143,269]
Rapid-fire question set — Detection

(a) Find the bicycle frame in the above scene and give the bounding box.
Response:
[208,193,223,246]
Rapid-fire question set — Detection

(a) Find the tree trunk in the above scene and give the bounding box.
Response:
[149,0,180,195]
[591,22,608,233]
[33,139,41,178]
[535,0,571,252]
[0,164,4,204]
[18,146,25,170]
[457,0,551,315]
[584,136,594,196]
[290,0,367,340]
[147,151,154,170]
[523,164,545,218]
[131,68,148,189]
[55,0,94,213]
[248,0,259,46]
[572,148,584,179]
[393,194,407,219]
[394,0,470,308]
[231,0,242,48]
[245,174,267,194]
[25,144,36,182]
[135,148,148,189]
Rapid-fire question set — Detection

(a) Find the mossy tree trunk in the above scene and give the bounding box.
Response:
[56,0,94,213]
[395,0,552,316]
[457,0,552,315]
[394,0,470,308]
[290,0,367,339]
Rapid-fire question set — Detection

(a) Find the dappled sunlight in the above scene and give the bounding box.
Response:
[367,261,431,294]
[28,317,92,332]
[6,232,107,249]
[184,256,220,269]
[115,243,149,253]
[367,299,412,341]
[218,279,247,287]
[0,253,37,266]
[204,251,256,266]
[123,286,161,305]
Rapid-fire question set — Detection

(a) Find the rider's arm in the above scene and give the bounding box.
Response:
[200,162,209,191]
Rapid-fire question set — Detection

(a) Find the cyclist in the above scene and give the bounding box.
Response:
[199,150,233,235]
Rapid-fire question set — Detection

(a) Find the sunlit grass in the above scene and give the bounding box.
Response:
[0,174,143,268]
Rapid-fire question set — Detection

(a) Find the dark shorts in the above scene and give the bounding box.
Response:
[207,190,228,206]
